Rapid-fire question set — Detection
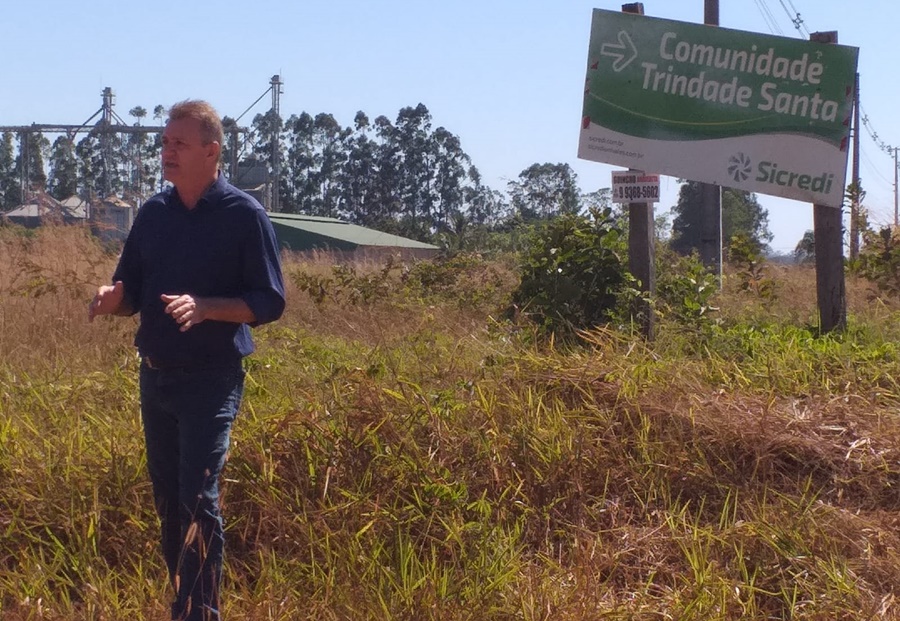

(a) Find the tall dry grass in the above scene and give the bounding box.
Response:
[0,225,136,372]
[2,224,900,620]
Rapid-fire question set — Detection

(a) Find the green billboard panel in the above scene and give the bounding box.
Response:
[578,9,858,208]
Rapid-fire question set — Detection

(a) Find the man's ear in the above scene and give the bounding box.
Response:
[207,141,221,161]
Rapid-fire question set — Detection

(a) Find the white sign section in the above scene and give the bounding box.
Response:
[611,170,660,203]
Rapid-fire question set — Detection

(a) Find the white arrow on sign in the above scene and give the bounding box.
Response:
[601,31,638,72]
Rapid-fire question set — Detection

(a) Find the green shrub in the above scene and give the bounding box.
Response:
[655,247,720,335]
[728,233,777,299]
[290,253,512,310]
[401,252,511,308]
[854,226,900,297]
[290,259,399,306]
[510,208,631,337]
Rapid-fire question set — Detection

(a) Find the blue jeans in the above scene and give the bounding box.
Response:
[140,361,245,621]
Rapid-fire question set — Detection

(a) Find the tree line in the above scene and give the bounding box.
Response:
[0,102,772,251]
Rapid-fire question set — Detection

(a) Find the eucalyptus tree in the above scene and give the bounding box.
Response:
[91,126,127,198]
[281,112,316,213]
[47,136,78,200]
[129,106,147,124]
[249,109,286,210]
[76,131,103,198]
[0,132,19,209]
[270,102,494,240]
[20,131,50,192]
[220,115,240,181]
[151,105,169,192]
[670,181,772,255]
[464,165,509,228]
[392,103,436,239]
[338,111,380,224]
[722,188,772,252]
[310,113,350,218]
[508,163,581,221]
[794,230,816,264]
[125,106,160,200]
[430,126,470,233]
[370,114,403,229]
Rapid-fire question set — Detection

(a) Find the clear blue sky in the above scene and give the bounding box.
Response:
[3,0,897,253]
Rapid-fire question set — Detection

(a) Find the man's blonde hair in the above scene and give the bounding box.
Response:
[168,100,225,148]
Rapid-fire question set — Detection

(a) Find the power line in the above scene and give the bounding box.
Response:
[859,103,900,227]
[752,0,780,34]
[860,104,898,157]
[785,0,808,26]
[777,0,811,37]
[753,0,784,35]
[860,146,895,189]
[744,1,894,229]
[762,0,785,34]
[768,3,895,195]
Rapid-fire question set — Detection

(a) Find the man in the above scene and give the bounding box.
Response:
[89,100,285,621]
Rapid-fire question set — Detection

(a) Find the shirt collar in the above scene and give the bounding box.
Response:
[169,171,228,211]
[196,171,228,208]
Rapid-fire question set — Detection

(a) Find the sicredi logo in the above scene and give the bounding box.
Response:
[755,161,835,195]
[728,153,752,183]
[727,155,833,196]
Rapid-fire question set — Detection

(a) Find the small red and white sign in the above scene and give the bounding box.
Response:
[611,170,660,203]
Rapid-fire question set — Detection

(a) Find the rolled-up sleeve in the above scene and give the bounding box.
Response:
[241,209,286,326]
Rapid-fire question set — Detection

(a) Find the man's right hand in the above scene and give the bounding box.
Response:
[88,281,125,322]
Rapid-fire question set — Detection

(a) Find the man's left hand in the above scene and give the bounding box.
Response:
[161,294,207,332]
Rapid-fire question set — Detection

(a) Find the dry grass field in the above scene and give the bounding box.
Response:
[2,223,900,620]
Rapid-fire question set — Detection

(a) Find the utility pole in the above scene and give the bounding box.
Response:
[703,0,719,32]
[850,73,860,260]
[894,147,900,226]
[700,0,722,281]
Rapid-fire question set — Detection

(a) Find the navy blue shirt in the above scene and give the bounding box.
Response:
[113,173,285,366]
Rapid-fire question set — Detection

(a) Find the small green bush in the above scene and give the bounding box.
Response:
[854,226,900,297]
[510,208,631,337]
[290,259,399,306]
[655,247,720,335]
[728,233,777,299]
[289,253,512,311]
[402,253,510,308]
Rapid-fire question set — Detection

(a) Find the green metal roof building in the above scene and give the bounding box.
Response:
[267,213,439,257]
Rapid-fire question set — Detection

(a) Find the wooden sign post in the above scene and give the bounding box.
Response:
[811,30,847,334]
[621,3,656,340]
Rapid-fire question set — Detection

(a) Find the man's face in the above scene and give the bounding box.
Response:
[161,117,217,186]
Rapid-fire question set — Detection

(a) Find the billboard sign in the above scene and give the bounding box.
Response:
[578,9,858,208]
